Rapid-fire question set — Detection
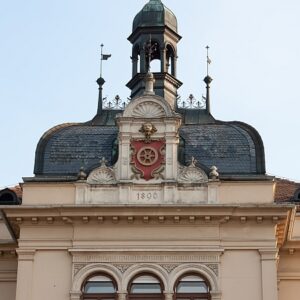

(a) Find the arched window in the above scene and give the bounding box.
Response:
[178,136,185,164]
[166,44,176,76]
[132,44,140,76]
[82,274,117,300]
[294,188,300,202]
[128,274,164,300]
[174,274,211,300]
[111,138,119,165]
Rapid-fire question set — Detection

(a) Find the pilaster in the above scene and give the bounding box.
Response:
[259,249,278,300]
[15,249,36,300]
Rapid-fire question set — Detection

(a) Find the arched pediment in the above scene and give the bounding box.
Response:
[123,96,175,119]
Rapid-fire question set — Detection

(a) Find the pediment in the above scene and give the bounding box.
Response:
[123,96,176,119]
[177,159,208,184]
[87,162,116,185]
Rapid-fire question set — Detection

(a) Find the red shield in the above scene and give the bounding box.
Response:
[131,139,165,181]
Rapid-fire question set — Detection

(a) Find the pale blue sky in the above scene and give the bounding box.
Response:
[1,0,299,187]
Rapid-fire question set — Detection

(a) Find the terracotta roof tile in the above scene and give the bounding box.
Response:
[275,178,300,202]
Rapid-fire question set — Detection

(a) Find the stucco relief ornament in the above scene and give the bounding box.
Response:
[87,157,116,184]
[178,157,208,184]
[209,166,219,180]
[131,123,165,181]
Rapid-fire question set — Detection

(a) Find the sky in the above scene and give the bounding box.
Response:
[0,0,300,188]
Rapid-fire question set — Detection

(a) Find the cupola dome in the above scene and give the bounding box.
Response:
[132,0,178,33]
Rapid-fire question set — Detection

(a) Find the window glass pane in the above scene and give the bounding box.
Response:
[131,283,162,294]
[177,281,208,293]
[85,282,116,293]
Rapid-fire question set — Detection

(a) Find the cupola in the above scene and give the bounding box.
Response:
[127,0,182,109]
[132,0,178,33]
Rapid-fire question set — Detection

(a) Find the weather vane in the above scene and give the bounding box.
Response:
[206,45,212,76]
[144,35,157,72]
[100,44,112,78]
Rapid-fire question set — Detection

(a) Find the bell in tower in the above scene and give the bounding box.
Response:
[126,0,182,109]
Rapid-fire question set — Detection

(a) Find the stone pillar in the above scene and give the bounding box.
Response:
[172,56,177,77]
[160,48,167,73]
[140,49,146,73]
[259,249,279,300]
[132,57,138,77]
[164,120,180,180]
[15,249,35,300]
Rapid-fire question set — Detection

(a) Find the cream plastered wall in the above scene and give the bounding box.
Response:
[278,252,300,300]
[8,209,285,300]
[22,183,75,205]
[289,215,300,239]
[32,251,72,300]
[221,250,262,300]
[21,180,274,206]
[277,212,300,300]
[0,258,17,300]
[218,181,274,204]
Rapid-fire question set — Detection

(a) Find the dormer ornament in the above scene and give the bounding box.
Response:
[77,167,87,181]
[209,166,219,180]
[178,157,208,184]
[87,157,116,184]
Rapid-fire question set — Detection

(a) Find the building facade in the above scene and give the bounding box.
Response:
[0,1,299,300]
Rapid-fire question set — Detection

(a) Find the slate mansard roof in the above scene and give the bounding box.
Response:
[32,0,266,180]
[33,112,266,178]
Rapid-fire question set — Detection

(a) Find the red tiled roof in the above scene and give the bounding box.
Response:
[275,178,300,202]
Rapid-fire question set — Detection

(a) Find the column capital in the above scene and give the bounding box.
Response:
[117,292,127,300]
[210,291,222,300]
[16,249,36,261]
[163,291,174,300]
[259,248,278,261]
[70,291,81,300]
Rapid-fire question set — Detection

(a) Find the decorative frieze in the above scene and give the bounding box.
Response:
[112,264,133,273]
[205,264,219,276]
[73,263,86,276]
[159,264,178,273]
[72,253,221,264]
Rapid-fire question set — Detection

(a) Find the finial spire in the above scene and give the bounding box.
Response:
[204,46,213,114]
[206,45,212,76]
[97,44,111,115]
